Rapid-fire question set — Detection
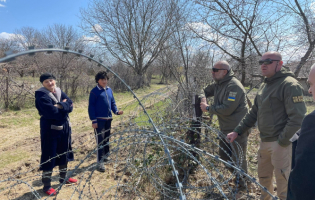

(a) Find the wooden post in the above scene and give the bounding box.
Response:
[186,94,202,148]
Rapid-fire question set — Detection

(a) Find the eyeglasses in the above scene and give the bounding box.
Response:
[307,81,310,88]
[258,59,280,65]
[212,68,227,72]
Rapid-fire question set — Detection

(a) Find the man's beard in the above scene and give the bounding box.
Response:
[213,76,222,81]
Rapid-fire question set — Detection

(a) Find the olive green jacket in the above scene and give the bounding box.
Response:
[234,67,306,147]
[200,69,249,136]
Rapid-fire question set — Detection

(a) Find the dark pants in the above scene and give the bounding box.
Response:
[42,163,67,192]
[219,138,248,174]
[218,130,250,187]
[95,119,112,163]
[291,140,298,169]
[219,137,248,187]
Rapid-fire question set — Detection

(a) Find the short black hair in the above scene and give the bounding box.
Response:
[40,73,56,83]
[95,71,109,83]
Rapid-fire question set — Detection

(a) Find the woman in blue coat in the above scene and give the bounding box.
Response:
[35,73,77,196]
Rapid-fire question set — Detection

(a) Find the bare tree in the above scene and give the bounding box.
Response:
[274,0,315,77]
[39,24,84,49]
[191,0,285,84]
[150,0,214,118]
[0,37,18,57]
[0,37,18,109]
[155,48,177,84]
[80,0,178,88]
[14,27,40,50]
[38,24,87,92]
[0,25,100,109]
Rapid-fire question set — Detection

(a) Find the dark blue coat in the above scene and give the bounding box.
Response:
[35,87,74,171]
[287,110,315,200]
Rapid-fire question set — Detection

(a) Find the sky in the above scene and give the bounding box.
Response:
[0,0,313,64]
[0,0,89,38]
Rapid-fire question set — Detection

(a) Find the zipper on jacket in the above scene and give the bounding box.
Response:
[105,89,111,115]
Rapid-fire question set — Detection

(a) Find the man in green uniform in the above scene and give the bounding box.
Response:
[200,60,250,189]
[227,52,306,200]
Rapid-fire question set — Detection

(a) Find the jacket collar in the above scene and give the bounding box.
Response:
[97,84,109,90]
[36,87,61,103]
[264,66,294,83]
[216,69,235,85]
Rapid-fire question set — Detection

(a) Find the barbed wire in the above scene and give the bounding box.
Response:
[0,87,277,200]
[0,49,278,199]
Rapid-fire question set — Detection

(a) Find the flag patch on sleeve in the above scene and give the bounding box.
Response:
[228,92,237,101]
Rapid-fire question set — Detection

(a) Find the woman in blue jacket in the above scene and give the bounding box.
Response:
[35,73,77,195]
[88,71,123,172]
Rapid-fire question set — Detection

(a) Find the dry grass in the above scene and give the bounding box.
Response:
[1,84,315,199]
[0,82,168,199]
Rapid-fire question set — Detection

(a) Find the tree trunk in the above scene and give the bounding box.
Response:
[159,69,169,84]
[135,73,149,89]
[241,61,246,85]
[4,74,9,109]
[18,70,24,78]
[294,42,315,77]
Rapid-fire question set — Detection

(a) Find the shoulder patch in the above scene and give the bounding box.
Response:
[292,96,304,103]
[229,91,237,97]
[228,91,237,101]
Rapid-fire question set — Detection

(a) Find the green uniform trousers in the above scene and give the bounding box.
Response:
[219,130,250,184]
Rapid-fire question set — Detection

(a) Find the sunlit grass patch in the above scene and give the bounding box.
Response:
[0,149,30,169]
[0,108,39,127]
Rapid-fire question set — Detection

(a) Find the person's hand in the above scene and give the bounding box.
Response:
[54,104,63,109]
[226,132,238,143]
[200,97,206,103]
[200,102,208,112]
[92,123,98,129]
[62,99,67,102]
[118,111,123,115]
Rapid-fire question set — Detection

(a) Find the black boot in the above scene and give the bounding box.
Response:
[59,164,68,184]
[42,170,53,192]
